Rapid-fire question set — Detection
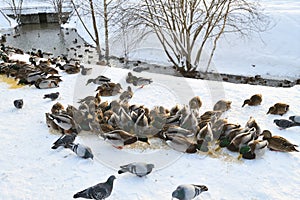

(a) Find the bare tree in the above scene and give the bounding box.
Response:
[136,0,269,75]
[92,0,126,62]
[4,0,23,24]
[47,0,66,25]
[70,0,102,58]
[110,2,151,64]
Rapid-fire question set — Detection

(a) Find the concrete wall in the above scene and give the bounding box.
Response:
[8,12,70,24]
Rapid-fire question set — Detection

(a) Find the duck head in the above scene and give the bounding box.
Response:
[242,99,250,107]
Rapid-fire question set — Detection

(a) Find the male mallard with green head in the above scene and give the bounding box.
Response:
[100,130,150,149]
[239,140,268,159]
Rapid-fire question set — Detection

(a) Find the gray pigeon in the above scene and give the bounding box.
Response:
[13,99,23,109]
[172,184,208,200]
[51,133,77,149]
[44,92,59,101]
[73,175,116,199]
[273,119,299,129]
[289,116,300,124]
[68,143,94,159]
[118,162,154,177]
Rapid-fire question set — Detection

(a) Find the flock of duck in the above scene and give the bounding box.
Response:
[2,43,299,200]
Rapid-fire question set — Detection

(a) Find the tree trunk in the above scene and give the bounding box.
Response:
[103,0,109,63]
[89,0,102,59]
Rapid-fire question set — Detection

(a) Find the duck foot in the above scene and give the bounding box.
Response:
[113,145,123,150]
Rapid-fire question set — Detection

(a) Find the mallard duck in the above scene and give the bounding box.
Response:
[227,127,256,152]
[160,124,195,138]
[100,130,150,149]
[172,184,208,200]
[66,105,85,124]
[245,116,261,138]
[34,78,59,89]
[180,112,198,133]
[239,140,268,159]
[189,96,202,117]
[164,134,206,153]
[47,113,75,131]
[118,162,155,177]
[197,122,213,143]
[170,104,180,116]
[134,108,149,131]
[242,94,262,107]
[213,100,232,112]
[96,82,122,96]
[119,86,133,103]
[133,78,152,87]
[289,115,300,123]
[26,71,46,83]
[77,94,101,106]
[65,64,80,74]
[80,65,92,75]
[261,130,299,152]
[86,75,111,85]
[126,72,136,84]
[267,103,289,115]
[46,113,62,132]
[51,102,65,114]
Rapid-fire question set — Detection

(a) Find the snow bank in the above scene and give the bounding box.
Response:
[0,10,18,33]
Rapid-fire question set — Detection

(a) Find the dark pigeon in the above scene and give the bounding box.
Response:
[14,99,23,109]
[51,133,77,149]
[274,119,299,129]
[44,92,60,101]
[73,175,116,199]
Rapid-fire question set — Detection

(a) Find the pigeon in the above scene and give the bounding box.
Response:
[118,162,155,177]
[289,116,300,124]
[51,133,77,149]
[68,143,94,159]
[43,92,60,101]
[273,119,299,129]
[73,175,116,199]
[13,99,23,109]
[172,184,208,200]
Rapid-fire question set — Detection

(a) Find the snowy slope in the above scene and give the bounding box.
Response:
[1,58,300,199]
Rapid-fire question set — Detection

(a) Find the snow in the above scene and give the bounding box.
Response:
[0,9,18,33]
[0,0,72,15]
[1,53,300,199]
[63,0,300,81]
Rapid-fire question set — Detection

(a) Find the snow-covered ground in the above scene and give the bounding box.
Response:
[1,52,300,199]
[64,0,300,81]
[0,10,18,33]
